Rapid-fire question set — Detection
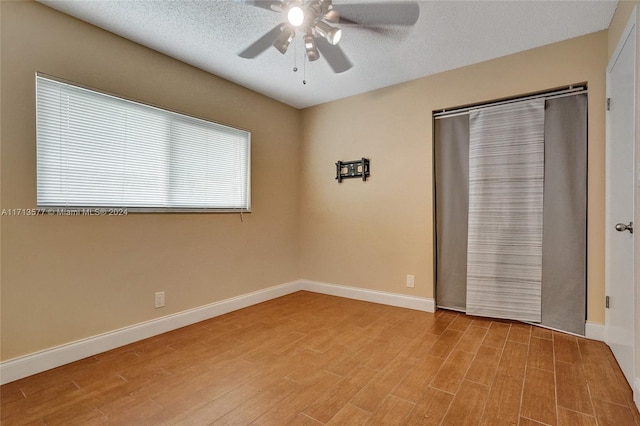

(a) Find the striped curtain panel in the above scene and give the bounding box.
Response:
[466,99,545,322]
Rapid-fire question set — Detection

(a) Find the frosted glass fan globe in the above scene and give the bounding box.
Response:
[331,28,342,45]
[287,6,304,27]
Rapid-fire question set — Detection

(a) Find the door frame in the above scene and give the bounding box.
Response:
[605,4,638,407]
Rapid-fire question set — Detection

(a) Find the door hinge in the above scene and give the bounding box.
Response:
[606,98,611,111]
[606,295,610,309]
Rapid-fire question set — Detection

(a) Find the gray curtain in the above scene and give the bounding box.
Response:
[541,95,587,335]
[434,115,469,311]
[434,93,587,334]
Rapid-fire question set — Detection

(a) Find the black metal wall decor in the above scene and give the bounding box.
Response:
[335,158,370,183]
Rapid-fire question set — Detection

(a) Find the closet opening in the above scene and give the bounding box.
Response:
[433,85,588,335]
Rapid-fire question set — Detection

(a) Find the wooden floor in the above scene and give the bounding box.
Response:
[1,291,638,425]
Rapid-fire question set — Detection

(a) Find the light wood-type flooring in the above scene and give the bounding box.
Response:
[1,291,639,425]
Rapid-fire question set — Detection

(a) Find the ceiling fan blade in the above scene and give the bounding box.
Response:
[239,24,285,59]
[234,0,283,12]
[334,2,420,26]
[315,37,352,73]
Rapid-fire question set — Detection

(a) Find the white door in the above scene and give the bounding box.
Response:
[605,11,636,389]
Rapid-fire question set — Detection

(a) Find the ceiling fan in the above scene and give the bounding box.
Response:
[237,0,420,73]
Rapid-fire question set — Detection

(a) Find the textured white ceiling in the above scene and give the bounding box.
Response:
[39,0,617,109]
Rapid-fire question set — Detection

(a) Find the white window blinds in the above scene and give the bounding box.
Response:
[36,74,251,211]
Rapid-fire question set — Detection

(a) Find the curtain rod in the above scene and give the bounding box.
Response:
[433,86,587,120]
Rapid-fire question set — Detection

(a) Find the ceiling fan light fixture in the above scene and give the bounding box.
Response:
[323,9,339,24]
[315,20,342,45]
[304,34,320,61]
[287,5,305,27]
[273,26,295,54]
[331,27,342,44]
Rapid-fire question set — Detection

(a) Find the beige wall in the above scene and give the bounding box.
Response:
[300,31,609,324]
[0,1,302,361]
[608,1,638,59]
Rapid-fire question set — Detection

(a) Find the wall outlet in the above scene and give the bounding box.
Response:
[155,291,165,308]
[406,275,415,288]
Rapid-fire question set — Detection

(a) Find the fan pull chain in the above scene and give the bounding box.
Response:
[290,35,308,86]
[293,37,298,73]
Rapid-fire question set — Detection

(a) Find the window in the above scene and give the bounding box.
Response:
[36,74,251,212]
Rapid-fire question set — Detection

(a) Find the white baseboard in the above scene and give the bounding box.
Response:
[300,279,436,313]
[0,280,302,385]
[0,279,434,384]
[585,321,605,341]
[635,378,640,411]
